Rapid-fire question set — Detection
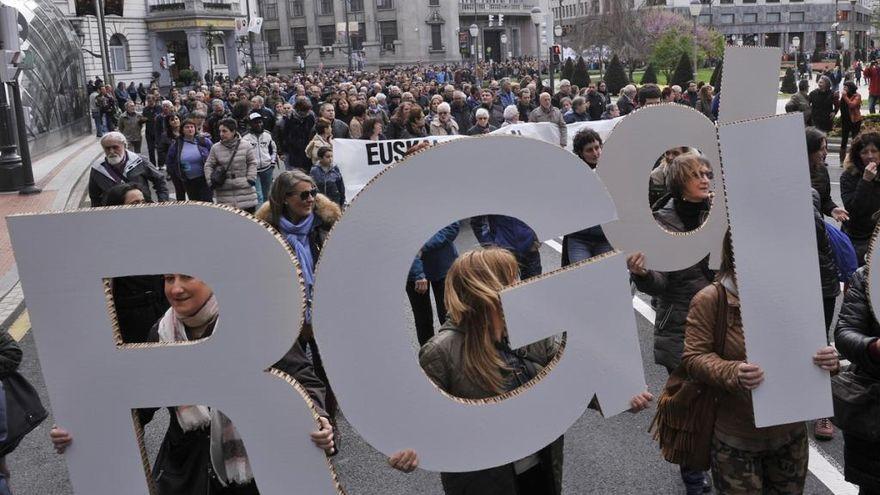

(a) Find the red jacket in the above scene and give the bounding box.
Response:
[864,65,880,95]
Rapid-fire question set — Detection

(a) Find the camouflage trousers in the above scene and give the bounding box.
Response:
[710,429,808,494]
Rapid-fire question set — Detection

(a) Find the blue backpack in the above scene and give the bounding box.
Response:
[825,221,858,283]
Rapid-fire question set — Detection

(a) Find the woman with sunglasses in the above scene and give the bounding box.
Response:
[256,170,342,418]
[627,153,717,494]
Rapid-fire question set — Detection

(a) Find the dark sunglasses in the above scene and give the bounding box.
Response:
[287,188,318,201]
[695,171,714,180]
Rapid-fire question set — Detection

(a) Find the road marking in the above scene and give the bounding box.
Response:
[831,181,840,185]
[9,310,29,342]
[546,239,563,252]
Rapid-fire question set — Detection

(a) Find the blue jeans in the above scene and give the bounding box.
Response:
[254,167,275,204]
[566,236,613,263]
[92,111,105,137]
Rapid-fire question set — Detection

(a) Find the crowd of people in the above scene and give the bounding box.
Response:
[26,62,877,495]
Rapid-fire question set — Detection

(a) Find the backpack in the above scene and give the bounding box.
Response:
[825,221,858,283]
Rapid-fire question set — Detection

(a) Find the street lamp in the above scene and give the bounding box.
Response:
[531,6,542,60]
[689,0,702,79]
[500,33,508,60]
[469,23,479,61]
[554,23,563,50]
[850,0,857,57]
[792,36,800,78]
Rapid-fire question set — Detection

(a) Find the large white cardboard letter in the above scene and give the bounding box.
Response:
[718,114,834,426]
[7,205,337,494]
[313,136,646,472]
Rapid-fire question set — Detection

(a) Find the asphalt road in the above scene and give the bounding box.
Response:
[6,157,852,494]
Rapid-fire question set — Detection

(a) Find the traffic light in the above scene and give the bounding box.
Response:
[498,14,504,26]
[488,15,494,27]
[550,44,561,64]
[167,52,176,66]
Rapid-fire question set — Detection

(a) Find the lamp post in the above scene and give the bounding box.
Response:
[500,33,508,61]
[792,36,800,78]
[469,23,479,62]
[850,0,857,58]
[689,0,702,80]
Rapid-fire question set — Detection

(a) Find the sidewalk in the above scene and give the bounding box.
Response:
[0,135,103,331]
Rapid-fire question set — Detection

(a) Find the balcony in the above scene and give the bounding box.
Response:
[458,0,537,15]
[146,0,240,18]
[148,0,186,12]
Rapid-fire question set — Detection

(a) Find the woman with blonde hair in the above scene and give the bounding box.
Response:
[420,248,652,495]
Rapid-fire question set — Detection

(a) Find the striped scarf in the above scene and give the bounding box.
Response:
[156,296,253,486]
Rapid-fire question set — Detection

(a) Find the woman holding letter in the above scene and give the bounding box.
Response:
[681,232,840,494]
[419,248,652,495]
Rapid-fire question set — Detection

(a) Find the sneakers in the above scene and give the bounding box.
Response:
[814,418,835,441]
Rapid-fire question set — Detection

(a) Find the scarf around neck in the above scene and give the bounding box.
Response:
[155,295,253,486]
[279,212,316,322]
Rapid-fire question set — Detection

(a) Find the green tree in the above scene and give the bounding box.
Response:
[561,57,575,82]
[650,30,693,83]
[571,57,591,88]
[709,60,723,92]
[780,67,797,94]
[605,54,629,95]
[670,52,694,89]
[640,63,658,84]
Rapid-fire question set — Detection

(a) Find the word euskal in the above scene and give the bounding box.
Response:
[6,46,832,494]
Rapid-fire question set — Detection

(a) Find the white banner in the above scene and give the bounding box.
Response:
[336,120,622,200]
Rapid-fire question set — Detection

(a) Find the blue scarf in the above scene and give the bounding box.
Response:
[279,213,316,319]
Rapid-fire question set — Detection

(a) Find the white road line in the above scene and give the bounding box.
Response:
[831,181,840,185]
[545,239,563,253]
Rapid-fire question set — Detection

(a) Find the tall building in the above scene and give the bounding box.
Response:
[554,0,874,55]
[257,0,558,73]
[58,0,250,86]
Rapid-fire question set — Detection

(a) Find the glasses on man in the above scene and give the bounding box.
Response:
[286,188,319,201]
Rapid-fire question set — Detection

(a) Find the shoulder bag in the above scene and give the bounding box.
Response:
[831,368,880,441]
[0,371,48,455]
[649,283,728,471]
[210,143,239,189]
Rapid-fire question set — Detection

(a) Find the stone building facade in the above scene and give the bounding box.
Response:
[257,0,557,73]
[57,0,249,86]
[553,0,874,55]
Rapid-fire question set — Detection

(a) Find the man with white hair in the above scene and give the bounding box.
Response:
[617,85,637,116]
[529,92,568,147]
[552,79,573,109]
[501,105,520,127]
[450,90,472,130]
[88,132,169,207]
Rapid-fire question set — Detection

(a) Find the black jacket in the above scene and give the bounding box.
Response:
[617,95,635,116]
[811,163,839,217]
[833,267,880,490]
[88,151,170,206]
[517,101,536,122]
[140,320,328,495]
[809,88,838,132]
[631,198,714,370]
[451,103,473,131]
[813,189,841,299]
[587,91,606,121]
[472,103,504,128]
[282,111,316,172]
[840,165,880,242]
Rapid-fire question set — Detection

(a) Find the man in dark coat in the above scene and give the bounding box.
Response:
[88,132,170,207]
[283,97,317,173]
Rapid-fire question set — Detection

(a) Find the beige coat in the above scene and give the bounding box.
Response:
[305,134,332,165]
[204,137,259,209]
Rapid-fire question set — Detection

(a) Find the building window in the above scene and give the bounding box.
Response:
[108,34,130,73]
[720,13,733,24]
[264,29,280,54]
[211,45,226,65]
[288,0,303,16]
[377,0,393,10]
[431,24,442,50]
[350,22,366,50]
[743,13,757,23]
[379,20,397,51]
[291,26,308,54]
[318,0,333,15]
[319,24,336,46]
[262,0,277,19]
[766,12,780,23]
[742,0,755,3]
[429,0,439,6]
[697,13,711,24]
[790,11,804,22]
[349,0,364,11]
